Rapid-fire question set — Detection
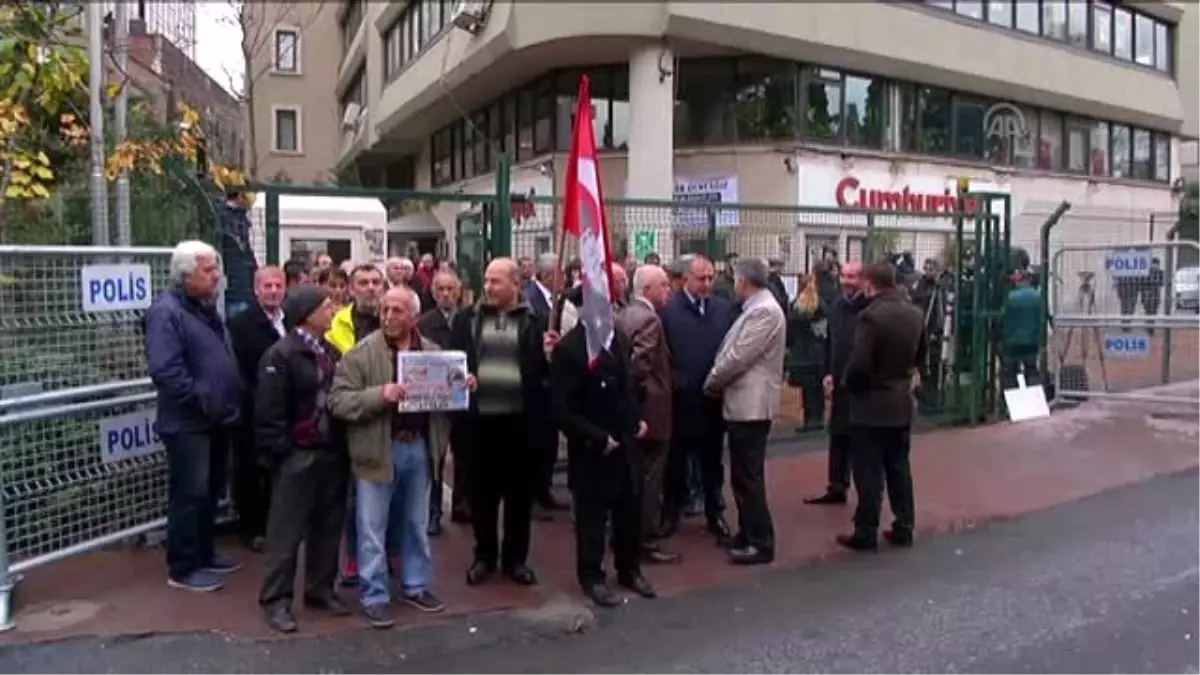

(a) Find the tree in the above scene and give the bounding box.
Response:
[0,1,252,244]
[224,0,328,178]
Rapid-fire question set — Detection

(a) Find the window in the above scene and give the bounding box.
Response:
[274,29,298,72]
[1065,0,1087,47]
[501,96,516,158]
[431,128,452,186]
[1113,7,1132,60]
[1153,133,1170,182]
[675,60,736,146]
[471,110,490,175]
[1131,128,1152,179]
[611,67,631,150]
[1038,111,1063,171]
[273,108,299,152]
[844,74,886,149]
[382,20,403,79]
[1092,1,1112,53]
[1065,119,1090,174]
[987,0,1012,27]
[952,97,987,159]
[533,78,555,154]
[731,58,798,142]
[1154,23,1169,72]
[1090,122,1109,175]
[338,65,365,121]
[955,0,983,20]
[1110,124,1131,178]
[339,0,363,59]
[801,67,842,142]
[450,121,464,180]
[487,102,504,160]
[516,88,534,161]
[900,85,952,155]
[424,0,442,47]
[1042,0,1067,41]
[1015,0,1039,33]
[1133,13,1154,66]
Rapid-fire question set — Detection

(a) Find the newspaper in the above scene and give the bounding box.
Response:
[395,350,470,412]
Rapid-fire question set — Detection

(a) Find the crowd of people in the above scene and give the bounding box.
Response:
[141,239,931,634]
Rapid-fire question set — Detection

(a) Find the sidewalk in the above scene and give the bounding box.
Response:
[1,394,1195,645]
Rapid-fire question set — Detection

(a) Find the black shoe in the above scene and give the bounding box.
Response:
[427,518,443,538]
[728,545,774,565]
[583,582,620,608]
[707,517,735,547]
[504,565,539,586]
[362,604,395,629]
[835,533,878,552]
[803,491,847,505]
[883,529,914,548]
[618,573,657,599]
[656,512,680,539]
[404,589,446,613]
[304,594,351,616]
[263,604,297,633]
[466,560,495,586]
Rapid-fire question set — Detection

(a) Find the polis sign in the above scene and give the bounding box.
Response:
[834,176,980,214]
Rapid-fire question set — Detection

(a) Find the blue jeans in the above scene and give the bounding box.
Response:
[356,438,432,607]
[163,428,229,579]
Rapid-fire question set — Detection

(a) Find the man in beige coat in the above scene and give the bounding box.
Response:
[329,286,456,629]
[703,258,786,566]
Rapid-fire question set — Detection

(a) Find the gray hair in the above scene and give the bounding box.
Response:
[632,264,665,299]
[170,240,219,283]
[386,285,422,314]
[535,252,558,275]
[734,257,769,289]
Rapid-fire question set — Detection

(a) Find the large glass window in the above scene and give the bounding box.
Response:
[1042,0,1067,41]
[1131,128,1152,179]
[1065,0,1087,47]
[675,60,736,146]
[1090,121,1109,176]
[1110,124,1131,178]
[533,79,555,154]
[471,110,490,175]
[1038,111,1063,171]
[1065,118,1090,174]
[801,67,842,142]
[610,67,630,150]
[516,88,534,161]
[731,58,797,142]
[844,74,886,149]
[1113,7,1132,60]
[1015,1,1039,33]
[987,0,1012,27]
[952,98,987,159]
[431,129,452,186]
[901,85,952,155]
[955,0,983,20]
[1153,133,1170,182]
[1154,23,1169,72]
[1092,1,1112,53]
[1134,13,1154,66]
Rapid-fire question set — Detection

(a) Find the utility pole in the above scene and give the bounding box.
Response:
[87,1,109,247]
[114,0,131,246]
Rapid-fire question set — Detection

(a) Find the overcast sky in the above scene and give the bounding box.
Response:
[194,1,243,96]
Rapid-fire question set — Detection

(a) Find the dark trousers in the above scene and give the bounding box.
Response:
[1003,346,1041,389]
[849,425,915,537]
[639,439,669,542]
[573,471,641,586]
[826,432,852,494]
[468,413,535,570]
[727,420,774,553]
[918,338,943,410]
[664,392,725,522]
[232,421,271,541]
[532,419,560,504]
[259,450,349,609]
[792,368,824,428]
[163,428,229,579]
[430,428,469,519]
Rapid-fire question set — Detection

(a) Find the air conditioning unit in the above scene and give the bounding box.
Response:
[451,0,490,35]
[341,102,362,131]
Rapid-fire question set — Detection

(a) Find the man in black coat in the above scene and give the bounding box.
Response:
[417,269,469,535]
[836,262,926,551]
[551,323,656,607]
[255,285,350,633]
[226,266,287,551]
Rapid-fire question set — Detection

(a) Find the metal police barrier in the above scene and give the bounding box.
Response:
[0,245,177,631]
[1048,240,1200,406]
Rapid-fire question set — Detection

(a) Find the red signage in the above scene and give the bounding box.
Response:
[834,176,978,214]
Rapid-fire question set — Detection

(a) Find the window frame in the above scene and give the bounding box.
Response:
[271,105,302,154]
[272,27,300,74]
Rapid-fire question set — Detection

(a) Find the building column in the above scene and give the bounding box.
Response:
[625,42,674,201]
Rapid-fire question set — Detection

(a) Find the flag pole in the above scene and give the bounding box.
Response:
[549,209,569,332]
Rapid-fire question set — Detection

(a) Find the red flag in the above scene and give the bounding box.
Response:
[561,74,616,367]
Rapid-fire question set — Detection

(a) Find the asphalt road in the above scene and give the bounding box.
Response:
[1,470,1196,674]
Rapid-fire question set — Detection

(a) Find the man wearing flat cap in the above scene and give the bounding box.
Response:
[256,284,350,633]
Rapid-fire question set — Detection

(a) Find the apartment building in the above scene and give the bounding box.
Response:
[99,0,197,56]
[252,1,1198,258]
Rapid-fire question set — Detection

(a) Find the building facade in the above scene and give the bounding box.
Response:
[254,0,1198,259]
[100,0,197,57]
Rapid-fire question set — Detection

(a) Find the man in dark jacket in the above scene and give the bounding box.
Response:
[450,258,552,587]
[216,189,257,317]
[766,257,790,314]
[908,259,948,411]
[836,262,926,551]
[552,323,656,607]
[226,266,286,552]
[520,252,570,517]
[658,255,736,544]
[805,261,869,505]
[145,241,245,592]
[417,269,470,535]
[256,285,350,633]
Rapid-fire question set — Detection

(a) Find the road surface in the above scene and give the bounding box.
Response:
[1,470,1196,674]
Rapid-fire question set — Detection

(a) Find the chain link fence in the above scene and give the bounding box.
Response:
[0,246,179,629]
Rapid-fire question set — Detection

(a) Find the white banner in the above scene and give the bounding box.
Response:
[396,350,471,412]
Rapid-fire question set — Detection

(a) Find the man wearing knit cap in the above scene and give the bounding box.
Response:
[255,284,349,633]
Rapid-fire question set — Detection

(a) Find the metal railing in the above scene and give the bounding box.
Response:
[1048,240,1200,406]
[0,245,178,631]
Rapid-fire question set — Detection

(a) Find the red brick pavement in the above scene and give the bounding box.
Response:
[2,394,1195,644]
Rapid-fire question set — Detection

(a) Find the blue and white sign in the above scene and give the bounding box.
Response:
[80,264,153,312]
[1104,250,1152,278]
[98,409,162,465]
[1102,331,1152,359]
